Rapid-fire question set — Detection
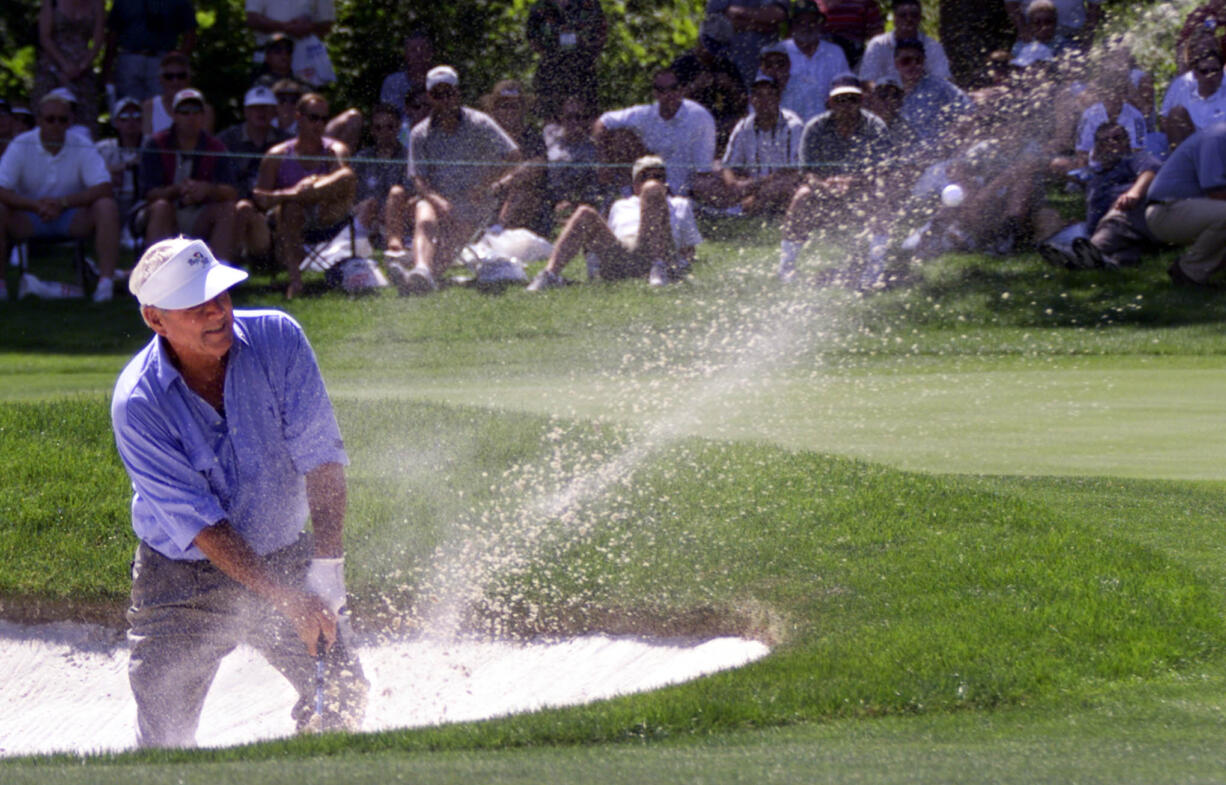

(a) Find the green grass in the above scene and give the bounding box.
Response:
[3,228,1226,782]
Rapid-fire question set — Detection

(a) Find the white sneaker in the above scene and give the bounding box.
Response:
[526,268,563,292]
[649,260,669,287]
[398,265,437,295]
[92,276,114,303]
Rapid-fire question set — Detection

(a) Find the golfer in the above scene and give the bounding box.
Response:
[111,236,367,748]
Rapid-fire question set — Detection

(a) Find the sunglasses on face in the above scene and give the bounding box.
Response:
[41,114,71,125]
[277,94,301,104]
[300,111,329,123]
[267,44,293,54]
[428,87,458,100]
[162,71,189,81]
[372,122,398,132]
[832,94,860,104]
[175,104,203,115]
[1198,65,1222,75]
[653,82,681,93]
[638,169,666,183]
[897,57,922,66]
[116,112,141,120]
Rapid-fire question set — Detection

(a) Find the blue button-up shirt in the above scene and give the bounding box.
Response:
[112,310,348,561]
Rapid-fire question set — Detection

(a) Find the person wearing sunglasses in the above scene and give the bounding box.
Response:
[893,37,971,145]
[528,154,703,290]
[352,102,412,256]
[252,92,356,299]
[95,95,145,238]
[141,51,213,137]
[858,0,951,87]
[393,65,520,295]
[139,88,238,263]
[0,92,120,301]
[101,0,196,103]
[1162,46,1226,149]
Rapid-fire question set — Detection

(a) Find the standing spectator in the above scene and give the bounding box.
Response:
[1008,1,1070,60]
[779,1,851,123]
[527,155,703,289]
[33,0,104,132]
[140,89,238,261]
[397,86,431,149]
[143,52,214,137]
[0,93,120,301]
[777,74,891,283]
[220,86,289,268]
[859,0,950,86]
[352,103,411,255]
[380,31,434,117]
[95,95,144,237]
[1177,1,1226,72]
[818,0,885,70]
[102,0,196,103]
[758,41,793,92]
[526,0,608,122]
[252,92,356,299]
[596,67,722,203]
[938,0,1012,87]
[672,15,750,149]
[1073,64,1147,167]
[1144,124,1226,287]
[706,0,789,87]
[718,72,804,214]
[392,66,520,295]
[543,96,602,219]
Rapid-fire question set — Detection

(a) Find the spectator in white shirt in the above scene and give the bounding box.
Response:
[718,72,804,214]
[778,1,850,122]
[1163,47,1226,149]
[859,0,951,86]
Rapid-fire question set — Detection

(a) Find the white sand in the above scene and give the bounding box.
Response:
[0,620,768,757]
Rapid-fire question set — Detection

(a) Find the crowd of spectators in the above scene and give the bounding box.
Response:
[3,0,1226,302]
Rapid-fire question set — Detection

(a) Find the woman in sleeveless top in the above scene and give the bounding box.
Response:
[33,0,104,131]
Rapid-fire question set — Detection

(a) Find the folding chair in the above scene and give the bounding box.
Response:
[9,235,94,300]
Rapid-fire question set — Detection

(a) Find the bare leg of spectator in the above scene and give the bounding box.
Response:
[79,196,120,278]
[541,205,622,276]
[235,200,271,263]
[193,201,237,262]
[325,110,363,154]
[144,199,176,249]
[272,202,307,298]
[384,186,411,253]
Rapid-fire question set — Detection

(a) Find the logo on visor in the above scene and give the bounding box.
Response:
[188,250,209,267]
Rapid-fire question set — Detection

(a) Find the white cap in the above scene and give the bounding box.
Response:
[426,65,459,91]
[244,85,277,107]
[130,237,248,309]
[40,87,77,106]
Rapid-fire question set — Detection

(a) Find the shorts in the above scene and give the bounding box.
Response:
[593,235,653,281]
[26,208,80,238]
[176,204,207,235]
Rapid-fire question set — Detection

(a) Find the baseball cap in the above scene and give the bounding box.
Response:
[632,154,667,182]
[874,75,903,90]
[129,237,248,310]
[265,32,293,49]
[244,85,277,107]
[828,73,864,98]
[790,0,825,20]
[172,88,205,111]
[752,71,778,87]
[426,65,460,92]
[40,87,78,106]
[111,96,142,120]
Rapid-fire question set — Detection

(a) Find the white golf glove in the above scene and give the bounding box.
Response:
[306,557,347,615]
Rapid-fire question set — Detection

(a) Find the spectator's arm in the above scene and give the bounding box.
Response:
[64,180,114,209]
[0,186,43,213]
[1004,0,1028,42]
[1112,169,1156,211]
[39,0,76,79]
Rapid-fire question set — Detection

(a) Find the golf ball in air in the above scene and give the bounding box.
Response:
[941,183,965,207]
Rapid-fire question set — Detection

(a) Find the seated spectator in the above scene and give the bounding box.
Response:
[95,95,143,238]
[381,30,434,118]
[895,38,972,149]
[595,67,721,204]
[718,72,804,214]
[1008,0,1070,60]
[140,88,237,261]
[1006,0,1099,49]
[527,155,702,290]
[391,66,519,295]
[398,85,431,148]
[671,14,749,148]
[859,0,951,86]
[271,78,304,134]
[10,106,36,134]
[776,74,891,284]
[1177,2,1226,72]
[1073,61,1147,169]
[250,32,296,88]
[818,0,885,70]
[758,41,793,92]
[1039,122,1161,270]
[779,1,851,123]
[543,96,603,220]
[1144,123,1226,287]
[252,92,356,298]
[352,102,411,254]
[1162,47,1226,149]
[0,92,119,301]
[142,52,213,137]
[219,86,289,266]
[480,80,549,235]
[526,0,608,123]
[0,100,14,154]
[705,1,790,87]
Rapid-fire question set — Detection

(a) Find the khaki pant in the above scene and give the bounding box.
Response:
[127,535,368,748]
[1145,199,1226,283]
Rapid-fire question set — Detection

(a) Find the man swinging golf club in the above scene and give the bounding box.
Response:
[111,236,367,748]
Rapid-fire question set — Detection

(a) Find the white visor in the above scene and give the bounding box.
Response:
[131,238,248,309]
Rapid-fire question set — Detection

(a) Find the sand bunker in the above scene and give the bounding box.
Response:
[0,620,768,757]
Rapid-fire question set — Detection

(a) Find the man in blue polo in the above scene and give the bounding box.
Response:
[111,237,367,747]
[1144,123,1226,287]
